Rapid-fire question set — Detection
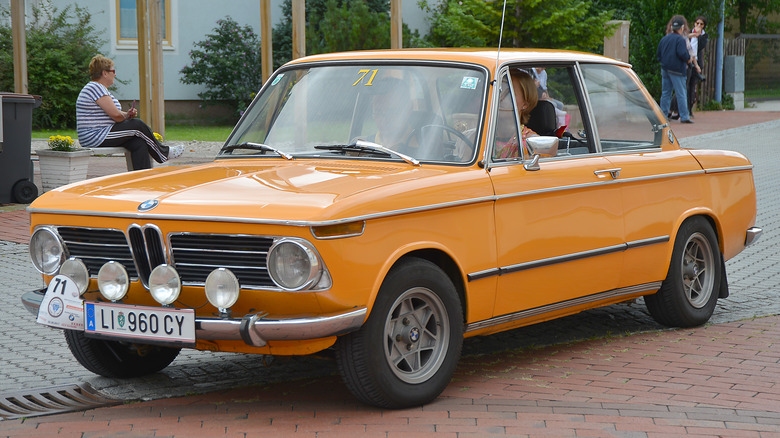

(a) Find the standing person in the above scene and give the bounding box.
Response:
[657,15,693,124]
[687,16,708,117]
[76,55,183,170]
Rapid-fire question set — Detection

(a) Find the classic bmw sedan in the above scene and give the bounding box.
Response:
[23,49,761,408]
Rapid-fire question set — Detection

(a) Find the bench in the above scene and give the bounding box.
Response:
[85,147,134,171]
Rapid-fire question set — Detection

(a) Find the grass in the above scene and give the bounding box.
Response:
[745,87,780,100]
[33,124,235,142]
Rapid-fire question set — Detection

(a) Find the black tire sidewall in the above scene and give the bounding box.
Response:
[343,258,463,408]
[64,329,180,378]
[648,217,721,327]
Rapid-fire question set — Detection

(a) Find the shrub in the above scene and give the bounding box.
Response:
[179,17,264,119]
[0,4,103,129]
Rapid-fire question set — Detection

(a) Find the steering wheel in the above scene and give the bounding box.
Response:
[405,124,475,161]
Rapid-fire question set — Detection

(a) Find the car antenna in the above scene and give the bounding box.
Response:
[494,0,509,83]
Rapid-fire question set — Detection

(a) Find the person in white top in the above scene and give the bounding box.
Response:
[76,55,183,170]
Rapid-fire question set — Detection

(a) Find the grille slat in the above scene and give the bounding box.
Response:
[170,234,274,288]
[58,227,139,279]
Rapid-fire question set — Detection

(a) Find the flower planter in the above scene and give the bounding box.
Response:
[36,149,92,192]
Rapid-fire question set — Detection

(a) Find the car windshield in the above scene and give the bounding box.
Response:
[220,64,487,164]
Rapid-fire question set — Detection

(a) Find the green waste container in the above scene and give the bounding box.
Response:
[0,92,40,204]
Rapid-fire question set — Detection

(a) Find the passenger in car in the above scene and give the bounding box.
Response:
[494,70,539,159]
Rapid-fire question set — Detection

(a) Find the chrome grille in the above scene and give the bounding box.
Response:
[170,233,274,288]
[56,227,275,289]
[57,227,139,279]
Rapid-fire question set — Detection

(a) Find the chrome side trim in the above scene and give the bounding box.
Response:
[704,165,754,174]
[467,236,670,282]
[465,282,662,333]
[467,268,501,282]
[501,243,626,276]
[745,227,763,247]
[197,306,368,347]
[626,235,670,249]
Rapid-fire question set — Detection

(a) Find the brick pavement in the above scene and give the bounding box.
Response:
[2,316,779,437]
[2,108,780,436]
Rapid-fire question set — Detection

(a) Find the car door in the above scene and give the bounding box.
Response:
[486,65,627,320]
[578,63,705,289]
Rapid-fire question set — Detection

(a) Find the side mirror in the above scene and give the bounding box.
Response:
[526,136,559,158]
[524,136,559,171]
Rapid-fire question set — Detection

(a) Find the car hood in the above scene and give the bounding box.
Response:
[30,159,492,224]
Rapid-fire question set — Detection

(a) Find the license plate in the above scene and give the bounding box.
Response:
[84,301,196,345]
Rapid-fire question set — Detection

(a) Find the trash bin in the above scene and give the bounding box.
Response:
[0,92,40,204]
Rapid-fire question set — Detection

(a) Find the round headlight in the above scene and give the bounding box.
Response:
[97,261,129,301]
[59,258,89,296]
[205,268,240,310]
[267,239,321,291]
[29,227,66,275]
[149,264,181,305]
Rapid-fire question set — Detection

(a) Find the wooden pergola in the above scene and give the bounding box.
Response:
[10,0,404,135]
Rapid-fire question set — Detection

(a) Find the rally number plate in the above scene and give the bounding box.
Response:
[84,301,196,345]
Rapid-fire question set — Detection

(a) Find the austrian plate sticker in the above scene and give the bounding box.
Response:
[461,77,479,90]
[37,275,84,330]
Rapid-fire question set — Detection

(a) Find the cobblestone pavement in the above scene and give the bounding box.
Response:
[1,118,779,409]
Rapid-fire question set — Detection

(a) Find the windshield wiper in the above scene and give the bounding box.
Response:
[222,142,293,160]
[315,140,420,166]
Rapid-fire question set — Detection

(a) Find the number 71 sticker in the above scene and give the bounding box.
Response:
[37,274,84,330]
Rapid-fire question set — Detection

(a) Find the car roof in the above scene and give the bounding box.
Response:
[287,48,631,70]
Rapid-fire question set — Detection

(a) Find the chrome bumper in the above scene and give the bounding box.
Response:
[746,226,763,247]
[21,289,366,347]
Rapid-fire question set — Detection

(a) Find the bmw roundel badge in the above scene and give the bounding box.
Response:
[138,199,159,212]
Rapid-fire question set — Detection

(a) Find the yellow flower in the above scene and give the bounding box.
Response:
[153,132,163,142]
[48,135,76,151]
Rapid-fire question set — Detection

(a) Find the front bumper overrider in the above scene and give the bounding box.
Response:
[22,289,366,347]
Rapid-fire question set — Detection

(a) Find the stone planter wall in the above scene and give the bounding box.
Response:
[36,149,92,192]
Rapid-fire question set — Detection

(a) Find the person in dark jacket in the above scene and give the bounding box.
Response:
[687,16,708,116]
[657,15,693,124]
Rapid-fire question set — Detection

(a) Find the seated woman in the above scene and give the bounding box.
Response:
[493,70,539,159]
[76,55,183,170]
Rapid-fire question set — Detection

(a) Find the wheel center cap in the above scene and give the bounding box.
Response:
[409,327,420,343]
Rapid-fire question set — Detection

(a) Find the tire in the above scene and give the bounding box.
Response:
[645,217,722,328]
[12,180,38,204]
[336,257,463,408]
[64,329,181,378]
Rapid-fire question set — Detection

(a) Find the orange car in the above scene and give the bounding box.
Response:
[24,49,761,408]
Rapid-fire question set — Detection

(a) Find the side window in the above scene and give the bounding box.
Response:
[528,66,591,156]
[580,64,663,152]
[492,75,522,161]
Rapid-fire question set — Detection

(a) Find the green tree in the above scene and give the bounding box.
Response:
[728,0,780,33]
[179,17,264,118]
[421,0,615,52]
[272,0,425,69]
[0,4,103,129]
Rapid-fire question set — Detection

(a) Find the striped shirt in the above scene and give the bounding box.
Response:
[76,82,119,147]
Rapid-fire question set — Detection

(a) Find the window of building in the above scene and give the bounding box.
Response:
[117,0,172,47]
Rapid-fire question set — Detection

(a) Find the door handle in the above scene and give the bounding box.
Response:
[594,168,621,179]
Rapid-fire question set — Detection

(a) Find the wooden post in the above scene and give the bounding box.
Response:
[148,0,165,137]
[136,0,151,125]
[292,0,305,59]
[11,0,28,94]
[390,0,402,49]
[260,0,273,82]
